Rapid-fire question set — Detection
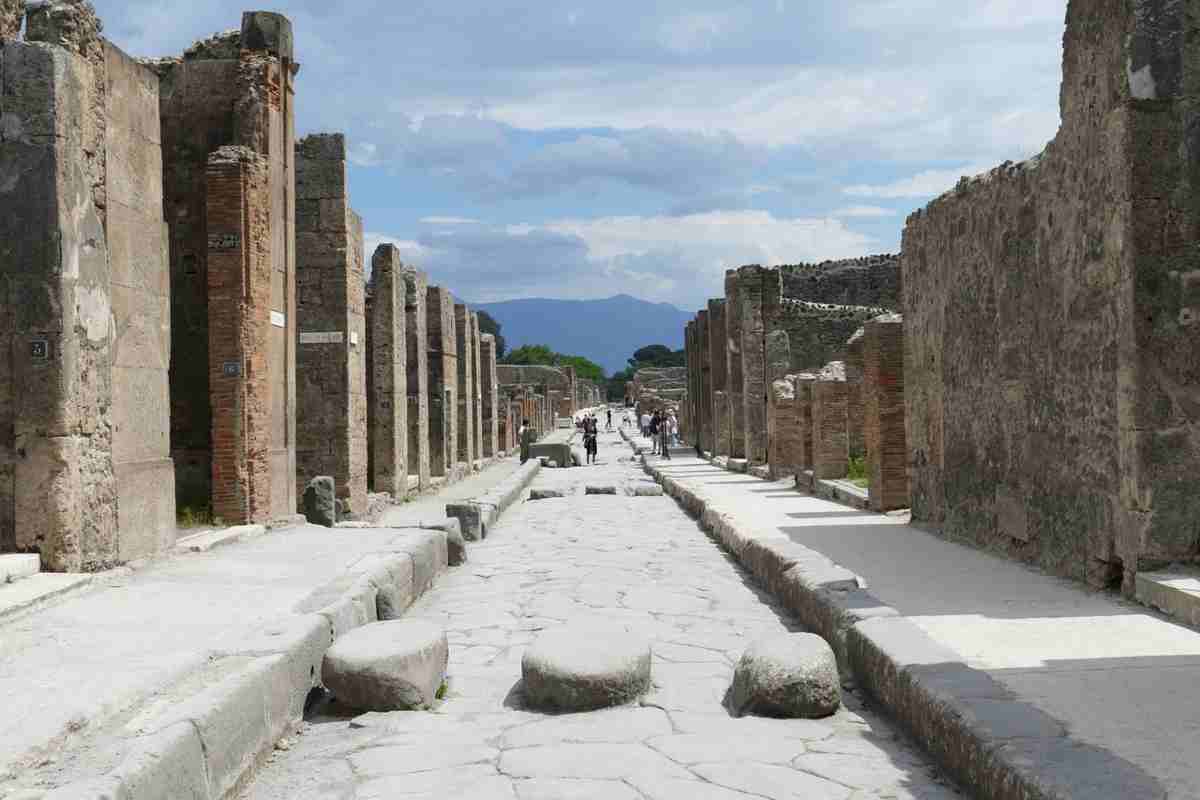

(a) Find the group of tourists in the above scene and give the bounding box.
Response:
[579,414,600,465]
[638,409,679,460]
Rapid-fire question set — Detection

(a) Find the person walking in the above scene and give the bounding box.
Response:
[519,419,536,463]
[660,412,673,460]
[606,409,613,431]
[584,416,599,464]
[649,411,661,455]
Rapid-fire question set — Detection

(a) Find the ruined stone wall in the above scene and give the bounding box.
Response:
[295,133,366,514]
[496,365,570,389]
[770,299,888,374]
[903,0,1200,590]
[0,9,176,569]
[480,334,499,457]
[402,267,430,489]
[697,309,713,453]
[724,271,746,458]
[426,287,457,478]
[155,12,296,519]
[863,316,907,512]
[454,303,475,468]
[779,255,900,309]
[367,245,407,498]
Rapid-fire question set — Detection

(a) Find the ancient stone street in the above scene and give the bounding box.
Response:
[241,429,961,800]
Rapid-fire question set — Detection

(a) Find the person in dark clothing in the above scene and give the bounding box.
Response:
[649,412,661,455]
[584,416,599,464]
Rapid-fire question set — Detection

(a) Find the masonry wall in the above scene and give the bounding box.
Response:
[0,20,174,569]
[768,379,800,480]
[903,0,1200,591]
[403,267,430,490]
[367,245,407,498]
[724,271,746,458]
[294,133,366,514]
[708,299,729,457]
[779,255,901,309]
[864,316,907,512]
[426,287,457,478]
[156,13,297,520]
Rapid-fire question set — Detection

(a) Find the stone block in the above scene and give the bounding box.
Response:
[304,477,336,527]
[731,634,841,719]
[240,10,293,60]
[522,625,652,711]
[322,621,448,711]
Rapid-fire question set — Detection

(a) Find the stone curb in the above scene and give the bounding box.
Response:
[40,530,451,800]
[636,445,1163,800]
[174,524,267,554]
[445,458,541,541]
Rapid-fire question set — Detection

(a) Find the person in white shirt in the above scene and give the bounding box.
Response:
[640,412,651,438]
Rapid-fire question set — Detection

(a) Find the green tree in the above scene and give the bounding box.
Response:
[628,344,685,369]
[476,311,506,358]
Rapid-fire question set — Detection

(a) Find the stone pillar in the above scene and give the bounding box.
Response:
[159,11,297,522]
[811,379,848,480]
[207,147,277,525]
[708,299,729,457]
[402,267,430,491]
[454,303,475,470]
[740,266,777,463]
[0,21,178,569]
[471,312,484,466]
[367,245,408,498]
[426,287,457,479]
[864,316,908,511]
[725,271,746,458]
[846,329,866,460]
[697,310,713,454]
[480,334,500,457]
[295,133,367,516]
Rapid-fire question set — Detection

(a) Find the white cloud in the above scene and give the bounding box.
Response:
[843,163,995,199]
[419,216,479,225]
[832,205,895,218]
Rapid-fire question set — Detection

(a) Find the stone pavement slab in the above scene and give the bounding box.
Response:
[240,429,961,800]
[0,458,526,798]
[648,453,1200,799]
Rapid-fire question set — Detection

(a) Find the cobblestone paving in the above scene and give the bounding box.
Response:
[242,429,962,800]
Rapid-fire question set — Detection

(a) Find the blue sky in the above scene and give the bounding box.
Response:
[94,0,1067,311]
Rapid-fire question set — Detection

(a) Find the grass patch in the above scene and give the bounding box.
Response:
[847,455,869,489]
[177,505,222,529]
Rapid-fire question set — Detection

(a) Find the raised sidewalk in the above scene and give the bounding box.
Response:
[636,444,1199,800]
[0,458,528,799]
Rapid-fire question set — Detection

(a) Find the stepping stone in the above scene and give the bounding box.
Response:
[731,633,840,719]
[304,476,336,527]
[626,484,663,497]
[585,485,617,495]
[522,625,652,711]
[423,518,467,566]
[322,620,448,711]
[529,489,565,501]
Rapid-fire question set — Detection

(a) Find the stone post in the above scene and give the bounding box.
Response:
[454,303,476,470]
[207,146,276,525]
[864,316,908,511]
[295,133,368,516]
[367,245,408,498]
[811,378,848,480]
[402,267,430,491]
[426,287,458,479]
[739,265,778,463]
[846,329,866,460]
[793,375,816,474]
[480,334,500,457]
[768,379,800,480]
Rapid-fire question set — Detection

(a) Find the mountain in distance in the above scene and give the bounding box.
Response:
[471,294,693,375]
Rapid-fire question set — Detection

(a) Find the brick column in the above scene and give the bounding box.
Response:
[294,133,367,515]
[697,309,713,454]
[811,379,848,480]
[426,287,457,479]
[739,266,776,463]
[864,316,908,511]
[480,334,500,457]
[846,329,866,460]
[368,245,408,498]
[768,379,801,479]
[708,299,729,457]
[207,146,274,524]
[402,268,430,490]
[454,303,475,469]
[793,375,816,473]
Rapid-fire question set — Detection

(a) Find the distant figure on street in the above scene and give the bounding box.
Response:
[660,413,674,460]
[519,419,537,463]
[649,411,661,455]
[606,409,613,430]
[640,411,651,438]
[584,416,599,464]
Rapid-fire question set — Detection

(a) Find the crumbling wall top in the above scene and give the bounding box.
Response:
[24,0,101,57]
[240,10,292,60]
[1,0,24,41]
[183,29,240,60]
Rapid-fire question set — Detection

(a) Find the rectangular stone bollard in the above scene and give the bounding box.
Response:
[295,133,368,517]
[863,316,908,512]
[368,245,409,498]
[811,379,849,480]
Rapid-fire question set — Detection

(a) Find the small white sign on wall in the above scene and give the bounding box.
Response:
[271,311,286,328]
[299,331,345,345]
[349,331,359,347]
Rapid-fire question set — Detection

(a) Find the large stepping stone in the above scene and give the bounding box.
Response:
[304,476,336,527]
[322,620,448,711]
[731,633,840,719]
[522,625,652,711]
[529,488,566,501]
[584,485,617,495]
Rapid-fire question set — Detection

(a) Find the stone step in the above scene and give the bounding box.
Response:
[0,553,40,584]
[1136,568,1200,628]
